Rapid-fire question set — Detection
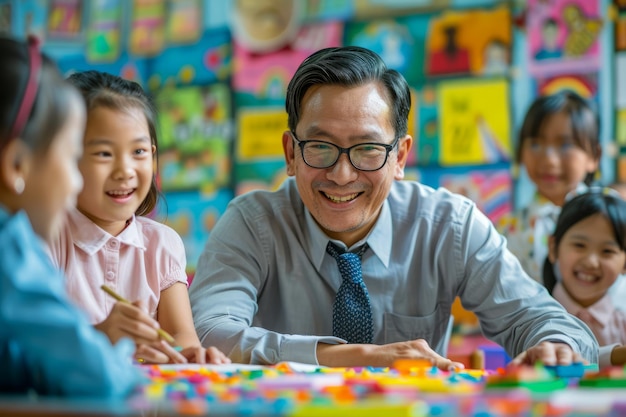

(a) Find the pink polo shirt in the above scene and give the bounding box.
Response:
[553,282,626,367]
[48,207,188,325]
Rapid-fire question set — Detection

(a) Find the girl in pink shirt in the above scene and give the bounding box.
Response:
[48,70,229,365]
[545,189,626,368]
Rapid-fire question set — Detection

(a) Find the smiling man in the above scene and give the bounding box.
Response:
[189,46,598,368]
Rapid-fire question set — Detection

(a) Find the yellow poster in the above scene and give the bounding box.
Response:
[237,108,288,161]
[438,79,511,166]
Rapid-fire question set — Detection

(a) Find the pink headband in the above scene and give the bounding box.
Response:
[9,35,42,139]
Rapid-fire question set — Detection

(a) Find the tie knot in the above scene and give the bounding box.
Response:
[326,241,368,261]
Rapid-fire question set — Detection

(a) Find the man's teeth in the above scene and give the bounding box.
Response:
[325,192,358,203]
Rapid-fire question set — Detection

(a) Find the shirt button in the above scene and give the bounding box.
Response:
[106,271,115,280]
[108,240,118,248]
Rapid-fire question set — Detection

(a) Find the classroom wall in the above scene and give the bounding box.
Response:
[0,0,618,276]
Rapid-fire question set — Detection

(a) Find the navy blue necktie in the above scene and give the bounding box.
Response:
[326,241,373,344]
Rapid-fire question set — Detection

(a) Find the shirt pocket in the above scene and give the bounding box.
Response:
[383,309,449,354]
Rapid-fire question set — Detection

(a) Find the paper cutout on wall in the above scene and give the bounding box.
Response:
[350,20,415,75]
[0,1,11,34]
[19,0,47,40]
[129,0,165,56]
[527,0,602,76]
[425,7,511,77]
[353,0,449,19]
[302,0,353,21]
[419,164,512,225]
[233,20,342,107]
[86,0,122,63]
[236,107,288,161]
[230,0,301,54]
[234,159,288,196]
[57,51,149,86]
[617,108,626,147]
[165,0,201,44]
[536,72,597,101]
[405,88,418,167]
[156,84,233,194]
[148,27,231,89]
[47,0,82,40]
[438,79,511,166]
[345,13,431,86]
[415,84,440,166]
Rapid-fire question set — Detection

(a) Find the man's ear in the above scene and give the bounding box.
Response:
[0,139,31,193]
[394,135,413,180]
[547,235,557,263]
[282,131,296,177]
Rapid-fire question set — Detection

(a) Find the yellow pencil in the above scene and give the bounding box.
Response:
[100,284,176,345]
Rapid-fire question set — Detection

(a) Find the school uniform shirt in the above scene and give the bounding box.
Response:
[498,192,560,285]
[48,207,188,325]
[0,206,141,397]
[553,282,626,368]
[189,178,598,365]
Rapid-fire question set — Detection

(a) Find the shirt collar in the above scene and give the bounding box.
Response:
[68,207,146,255]
[553,282,615,328]
[306,199,392,270]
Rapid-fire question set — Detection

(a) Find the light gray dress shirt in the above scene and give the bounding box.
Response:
[189,178,598,365]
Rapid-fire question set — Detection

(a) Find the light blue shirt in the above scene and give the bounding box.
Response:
[0,207,142,397]
[190,179,598,365]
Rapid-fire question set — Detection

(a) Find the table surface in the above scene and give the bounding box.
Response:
[1,362,625,417]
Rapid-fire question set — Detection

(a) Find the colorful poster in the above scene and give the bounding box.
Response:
[617,53,626,108]
[19,0,47,39]
[148,27,231,89]
[347,18,421,84]
[302,0,353,21]
[419,163,513,225]
[129,0,165,56]
[527,0,602,76]
[0,1,12,34]
[616,108,626,147]
[617,15,626,51]
[165,0,201,44]
[353,0,449,18]
[425,7,511,77]
[415,84,440,166]
[405,88,418,167]
[346,13,439,86]
[156,84,233,194]
[233,20,342,107]
[535,72,598,102]
[86,0,121,62]
[234,159,288,196]
[47,0,82,40]
[56,51,148,86]
[236,107,288,161]
[156,189,233,278]
[438,79,511,166]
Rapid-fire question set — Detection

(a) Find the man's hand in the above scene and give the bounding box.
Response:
[317,339,465,370]
[510,341,585,366]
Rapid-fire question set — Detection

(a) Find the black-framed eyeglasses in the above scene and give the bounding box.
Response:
[290,131,399,172]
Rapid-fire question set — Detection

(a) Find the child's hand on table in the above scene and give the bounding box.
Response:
[178,345,232,364]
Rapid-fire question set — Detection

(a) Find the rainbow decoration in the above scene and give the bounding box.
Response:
[539,74,596,99]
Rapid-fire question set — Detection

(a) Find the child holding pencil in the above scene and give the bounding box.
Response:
[47,70,229,365]
[0,36,140,397]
